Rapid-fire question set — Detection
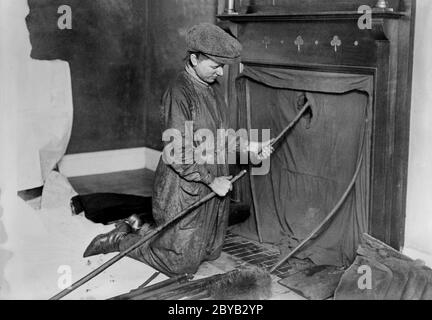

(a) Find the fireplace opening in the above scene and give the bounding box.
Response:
[231,66,373,268]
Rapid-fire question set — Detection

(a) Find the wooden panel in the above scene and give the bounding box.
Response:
[369,38,391,244]
[238,21,378,67]
[388,0,416,249]
[224,0,416,251]
[233,0,403,13]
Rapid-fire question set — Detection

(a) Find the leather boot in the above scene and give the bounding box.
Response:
[83,222,132,257]
[125,214,147,231]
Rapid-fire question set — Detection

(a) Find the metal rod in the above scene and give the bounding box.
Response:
[245,81,264,243]
[130,281,199,300]
[270,152,364,272]
[109,274,191,300]
[139,271,161,288]
[271,102,311,149]
[134,271,232,300]
[270,121,367,273]
[249,172,263,243]
[131,273,226,300]
[249,100,312,243]
[49,170,248,300]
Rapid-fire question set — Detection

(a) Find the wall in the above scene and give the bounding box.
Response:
[26,0,149,154]
[0,0,19,296]
[1,0,74,192]
[24,0,221,154]
[403,0,432,266]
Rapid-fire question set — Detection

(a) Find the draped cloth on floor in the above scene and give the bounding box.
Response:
[231,66,373,267]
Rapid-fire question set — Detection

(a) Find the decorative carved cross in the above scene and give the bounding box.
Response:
[262,36,271,49]
[294,36,304,52]
[331,35,342,52]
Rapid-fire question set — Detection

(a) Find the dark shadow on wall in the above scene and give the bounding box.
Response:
[26,0,149,153]
[26,0,219,153]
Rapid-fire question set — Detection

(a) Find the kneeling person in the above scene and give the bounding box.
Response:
[84,23,272,276]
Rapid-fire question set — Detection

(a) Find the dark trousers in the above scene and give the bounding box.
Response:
[71,193,153,225]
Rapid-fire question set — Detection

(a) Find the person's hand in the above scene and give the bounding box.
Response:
[209,176,233,197]
[249,140,275,161]
[257,139,274,161]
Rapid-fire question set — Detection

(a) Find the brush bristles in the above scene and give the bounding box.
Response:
[208,267,272,300]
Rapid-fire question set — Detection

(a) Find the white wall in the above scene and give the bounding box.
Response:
[0,0,19,297]
[0,0,74,295]
[403,0,432,266]
[0,0,73,191]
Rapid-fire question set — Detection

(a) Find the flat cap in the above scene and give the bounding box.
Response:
[186,23,242,65]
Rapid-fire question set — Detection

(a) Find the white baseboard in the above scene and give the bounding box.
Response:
[142,148,162,172]
[59,147,161,178]
[403,247,432,268]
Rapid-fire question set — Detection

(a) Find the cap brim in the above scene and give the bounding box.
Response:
[206,54,241,65]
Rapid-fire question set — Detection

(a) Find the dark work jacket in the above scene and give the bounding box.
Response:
[130,69,233,276]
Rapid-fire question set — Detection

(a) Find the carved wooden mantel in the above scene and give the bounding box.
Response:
[219,0,416,250]
[218,11,406,22]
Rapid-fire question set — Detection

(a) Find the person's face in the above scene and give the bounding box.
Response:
[191,54,224,84]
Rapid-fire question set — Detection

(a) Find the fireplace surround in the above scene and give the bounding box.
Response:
[219,0,416,258]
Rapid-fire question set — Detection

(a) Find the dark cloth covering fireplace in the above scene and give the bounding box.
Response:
[231,66,373,267]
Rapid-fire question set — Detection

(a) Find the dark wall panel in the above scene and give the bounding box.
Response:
[26,0,219,153]
[27,0,150,154]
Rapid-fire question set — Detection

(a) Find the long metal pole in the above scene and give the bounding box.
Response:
[50,170,248,300]
[49,100,311,300]
[271,102,311,149]
[270,120,367,273]
[270,152,364,272]
[249,101,312,243]
[245,81,264,243]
